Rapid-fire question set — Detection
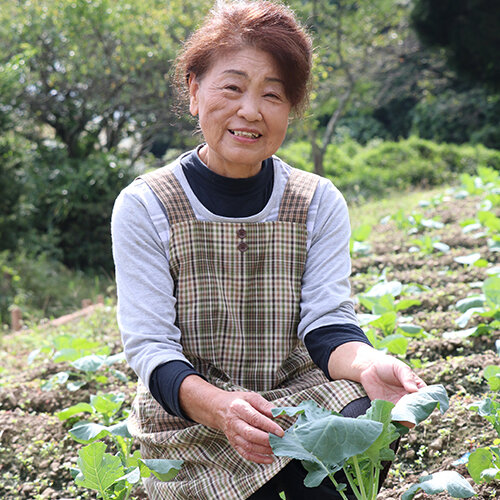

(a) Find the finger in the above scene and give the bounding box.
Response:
[233,420,276,450]
[233,443,275,464]
[403,373,427,393]
[394,363,424,393]
[232,433,274,456]
[233,399,284,437]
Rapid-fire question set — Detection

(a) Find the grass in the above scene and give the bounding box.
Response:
[348,186,448,231]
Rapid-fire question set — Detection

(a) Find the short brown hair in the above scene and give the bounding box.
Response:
[174,0,312,114]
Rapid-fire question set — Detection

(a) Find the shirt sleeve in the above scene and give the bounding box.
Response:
[304,324,372,379]
[298,178,359,340]
[149,360,203,419]
[111,182,193,387]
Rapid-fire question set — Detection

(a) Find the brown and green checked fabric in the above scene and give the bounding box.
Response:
[128,166,366,499]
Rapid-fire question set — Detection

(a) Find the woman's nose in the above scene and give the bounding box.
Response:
[237,95,263,122]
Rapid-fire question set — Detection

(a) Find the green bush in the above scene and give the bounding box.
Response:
[0,133,35,251]
[410,89,500,149]
[278,136,500,203]
[25,146,136,271]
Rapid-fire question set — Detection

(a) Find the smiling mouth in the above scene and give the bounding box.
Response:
[229,129,262,139]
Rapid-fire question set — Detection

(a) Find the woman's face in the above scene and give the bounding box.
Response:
[189,46,291,178]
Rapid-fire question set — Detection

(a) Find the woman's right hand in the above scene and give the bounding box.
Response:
[214,391,285,464]
[179,375,284,464]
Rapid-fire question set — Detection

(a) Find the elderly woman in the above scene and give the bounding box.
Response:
[111,1,426,499]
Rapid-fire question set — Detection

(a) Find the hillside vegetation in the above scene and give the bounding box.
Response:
[0,168,499,499]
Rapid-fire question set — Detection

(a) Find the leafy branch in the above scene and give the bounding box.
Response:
[270,385,475,499]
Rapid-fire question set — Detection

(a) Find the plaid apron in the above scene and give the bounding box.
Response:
[128,166,366,499]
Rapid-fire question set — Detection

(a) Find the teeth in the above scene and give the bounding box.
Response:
[231,130,260,138]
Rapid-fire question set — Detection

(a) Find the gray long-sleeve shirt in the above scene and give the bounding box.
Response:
[111,151,360,388]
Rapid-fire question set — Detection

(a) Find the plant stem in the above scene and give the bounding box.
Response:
[327,473,351,500]
[371,464,380,500]
[352,456,368,499]
[341,467,363,500]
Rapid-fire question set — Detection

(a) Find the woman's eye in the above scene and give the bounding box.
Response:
[265,93,281,100]
[224,85,240,92]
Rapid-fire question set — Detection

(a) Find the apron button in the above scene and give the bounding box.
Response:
[237,242,248,253]
[237,228,247,239]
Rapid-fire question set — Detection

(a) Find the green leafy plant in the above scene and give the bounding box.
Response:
[269,385,474,500]
[40,352,127,392]
[29,336,128,391]
[29,333,110,364]
[350,224,372,256]
[72,441,182,500]
[357,280,426,355]
[402,471,477,499]
[58,393,183,499]
[409,235,450,255]
[466,364,500,486]
[452,275,500,332]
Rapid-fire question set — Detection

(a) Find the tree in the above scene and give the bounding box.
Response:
[291,0,410,175]
[411,0,500,91]
[0,0,209,160]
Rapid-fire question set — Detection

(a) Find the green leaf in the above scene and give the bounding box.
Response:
[378,334,409,355]
[57,402,94,421]
[90,393,125,418]
[141,459,184,482]
[71,354,108,373]
[118,466,141,485]
[370,311,397,335]
[467,447,499,484]
[70,422,110,444]
[402,471,475,499]
[67,380,87,392]
[456,295,486,312]
[483,276,500,309]
[112,369,129,383]
[301,460,341,488]
[474,259,489,268]
[358,400,399,466]
[357,313,381,326]
[351,224,372,242]
[443,327,478,340]
[455,307,486,328]
[373,295,396,315]
[272,400,337,420]
[433,241,450,253]
[397,323,424,336]
[108,420,132,438]
[41,371,70,391]
[351,240,372,255]
[483,365,500,391]
[421,218,444,229]
[470,397,499,419]
[391,385,449,426]
[395,299,421,312]
[75,442,125,494]
[270,409,384,473]
[454,253,481,266]
[105,352,127,365]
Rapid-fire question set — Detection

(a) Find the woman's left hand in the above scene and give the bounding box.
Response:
[329,342,426,405]
[358,353,426,405]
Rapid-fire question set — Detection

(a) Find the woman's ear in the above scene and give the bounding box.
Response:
[188,73,199,116]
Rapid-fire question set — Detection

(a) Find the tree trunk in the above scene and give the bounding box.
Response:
[310,128,325,177]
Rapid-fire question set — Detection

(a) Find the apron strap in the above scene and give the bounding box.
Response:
[139,168,196,224]
[278,169,320,224]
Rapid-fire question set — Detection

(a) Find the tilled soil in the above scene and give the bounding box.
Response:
[0,192,499,499]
